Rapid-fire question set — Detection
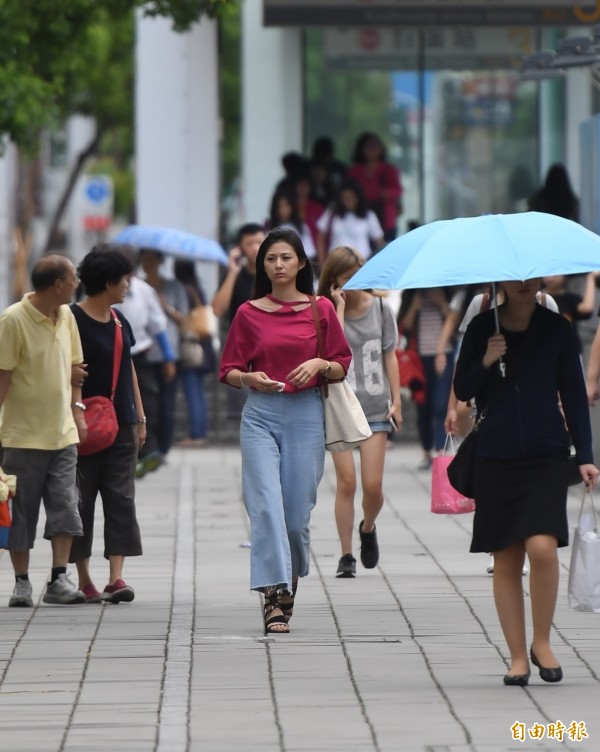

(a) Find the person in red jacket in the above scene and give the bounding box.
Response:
[348,132,403,243]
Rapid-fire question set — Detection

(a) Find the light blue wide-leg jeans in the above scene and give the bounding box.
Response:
[240,389,325,591]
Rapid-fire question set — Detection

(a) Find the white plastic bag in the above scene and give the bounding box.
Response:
[567,491,600,613]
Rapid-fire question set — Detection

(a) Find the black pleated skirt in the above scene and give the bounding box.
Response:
[470,453,569,553]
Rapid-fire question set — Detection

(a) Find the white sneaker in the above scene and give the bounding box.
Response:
[9,579,33,607]
[43,573,85,604]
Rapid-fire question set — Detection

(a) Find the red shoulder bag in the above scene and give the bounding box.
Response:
[77,309,123,456]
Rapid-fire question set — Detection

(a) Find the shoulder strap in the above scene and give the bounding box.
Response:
[109,308,124,401]
[479,292,491,313]
[309,296,328,398]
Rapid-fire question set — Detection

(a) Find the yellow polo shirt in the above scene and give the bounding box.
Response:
[0,295,84,450]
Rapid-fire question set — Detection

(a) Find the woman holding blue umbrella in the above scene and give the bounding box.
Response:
[454,277,599,686]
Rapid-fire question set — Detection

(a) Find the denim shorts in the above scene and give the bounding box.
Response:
[369,421,391,434]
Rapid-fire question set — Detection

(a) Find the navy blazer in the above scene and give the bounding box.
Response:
[454,305,593,464]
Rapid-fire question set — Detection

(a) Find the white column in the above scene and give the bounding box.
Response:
[66,115,97,264]
[136,13,220,238]
[241,0,303,223]
[0,142,17,310]
[565,67,592,196]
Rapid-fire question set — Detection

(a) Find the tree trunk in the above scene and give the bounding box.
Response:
[42,129,102,255]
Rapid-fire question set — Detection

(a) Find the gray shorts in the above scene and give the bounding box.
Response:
[1,445,83,550]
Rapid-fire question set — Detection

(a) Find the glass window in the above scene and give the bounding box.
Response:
[304,27,567,229]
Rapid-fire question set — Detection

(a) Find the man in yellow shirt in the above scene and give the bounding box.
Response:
[0,255,86,607]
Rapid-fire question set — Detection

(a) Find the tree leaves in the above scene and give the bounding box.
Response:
[0,0,236,150]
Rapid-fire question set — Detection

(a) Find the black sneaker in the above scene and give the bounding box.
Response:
[336,554,357,578]
[359,521,379,569]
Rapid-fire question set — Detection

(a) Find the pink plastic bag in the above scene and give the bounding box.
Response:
[431,439,476,514]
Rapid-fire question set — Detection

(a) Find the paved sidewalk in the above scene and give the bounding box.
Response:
[1,442,599,752]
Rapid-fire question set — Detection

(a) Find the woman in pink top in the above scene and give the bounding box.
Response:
[219,228,352,634]
[348,132,403,243]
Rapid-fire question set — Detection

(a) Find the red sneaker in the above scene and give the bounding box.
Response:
[102,579,135,604]
[82,583,102,603]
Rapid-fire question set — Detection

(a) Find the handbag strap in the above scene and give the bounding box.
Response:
[443,433,459,456]
[578,489,599,527]
[309,296,329,399]
[109,308,124,402]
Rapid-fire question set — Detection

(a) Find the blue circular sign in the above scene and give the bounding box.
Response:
[85,179,110,203]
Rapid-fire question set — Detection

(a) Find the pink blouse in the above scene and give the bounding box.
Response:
[219,296,352,393]
[347,162,403,232]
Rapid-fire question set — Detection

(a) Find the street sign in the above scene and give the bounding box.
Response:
[264,0,598,27]
[82,175,113,231]
[324,27,535,70]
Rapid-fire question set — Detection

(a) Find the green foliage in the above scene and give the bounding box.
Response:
[0,0,238,150]
[140,0,233,31]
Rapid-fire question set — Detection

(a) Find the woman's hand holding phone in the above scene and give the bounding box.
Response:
[387,400,403,432]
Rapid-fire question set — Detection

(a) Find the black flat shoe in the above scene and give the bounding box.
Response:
[503,671,530,686]
[530,648,563,683]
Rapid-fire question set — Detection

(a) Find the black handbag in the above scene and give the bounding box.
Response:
[446,414,484,498]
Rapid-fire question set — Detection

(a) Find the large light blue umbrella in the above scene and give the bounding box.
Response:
[344,211,600,377]
[343,212,600,291]
[113,225,228,264]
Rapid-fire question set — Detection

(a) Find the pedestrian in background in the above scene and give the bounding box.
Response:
[139,249,188,459]
[0,255,85,607]
[212,223,265,325]
[316,178,384,264]
[267,186,318,263]
[174,260,216,447]
[219,228,352,634]
[398,287,465,469]
[113,246,176,479]
[528,163,579,221]
[348,132,403,242]
[309,136,347,206]
[454,277,599,686]
[318,247,401,578]
[212,223,265,419]
[70,246,144,603]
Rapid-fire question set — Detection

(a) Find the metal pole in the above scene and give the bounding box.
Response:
[491,281,506,378]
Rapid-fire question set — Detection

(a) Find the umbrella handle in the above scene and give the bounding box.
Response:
[491,282,506,379]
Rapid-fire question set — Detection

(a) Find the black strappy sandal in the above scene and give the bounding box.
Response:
[279,580,298,624]
[263,587,289,635]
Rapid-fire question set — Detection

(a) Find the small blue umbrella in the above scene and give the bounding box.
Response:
[113,225,228,265]
[343,212,600,291]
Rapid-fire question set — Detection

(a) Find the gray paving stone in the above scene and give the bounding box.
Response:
[1,443,599,751]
